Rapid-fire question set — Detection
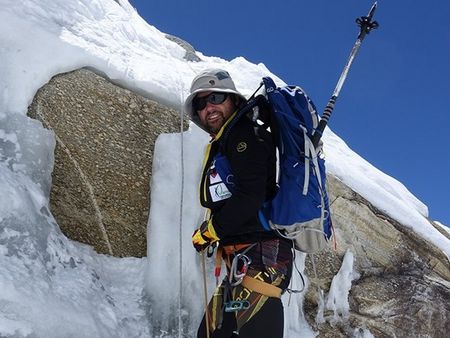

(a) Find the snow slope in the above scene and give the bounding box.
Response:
[0,0,448,337]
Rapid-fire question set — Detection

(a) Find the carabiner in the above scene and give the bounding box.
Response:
[229,253,252,286]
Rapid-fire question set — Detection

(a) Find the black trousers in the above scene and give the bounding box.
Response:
[197,296,284,338]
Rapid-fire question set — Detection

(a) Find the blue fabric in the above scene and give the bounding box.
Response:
[261,77,332,240]
[212,152,235,192]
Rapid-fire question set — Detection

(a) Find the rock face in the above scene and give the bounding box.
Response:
[28,68,184,257]
[303,175,450,337]
[165,34,201,62]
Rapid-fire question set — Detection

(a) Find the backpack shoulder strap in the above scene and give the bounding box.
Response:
[219,94,268,148]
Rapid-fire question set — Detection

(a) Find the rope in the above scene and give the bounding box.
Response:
[178,75,186,338]
[201,251,211,338]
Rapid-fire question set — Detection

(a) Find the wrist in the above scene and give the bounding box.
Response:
[200,220,219,241]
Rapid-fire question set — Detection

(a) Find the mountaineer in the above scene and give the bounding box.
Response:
[185,69,293,338]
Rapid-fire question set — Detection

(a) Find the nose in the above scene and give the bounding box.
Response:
[204,101,217,112]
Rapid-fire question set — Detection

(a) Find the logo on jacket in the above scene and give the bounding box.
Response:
[212,184,232,200]
[236,142,247,153]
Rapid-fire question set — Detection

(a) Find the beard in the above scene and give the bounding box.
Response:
[203,112,227,134]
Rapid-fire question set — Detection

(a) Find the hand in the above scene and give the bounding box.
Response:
[192,220,220,252]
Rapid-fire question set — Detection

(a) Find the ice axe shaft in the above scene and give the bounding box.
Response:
[312,1,379,148]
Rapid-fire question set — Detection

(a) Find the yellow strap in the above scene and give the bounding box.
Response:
[241,276,282,299]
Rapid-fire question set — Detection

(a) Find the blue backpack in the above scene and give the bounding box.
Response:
[218,77,333,253]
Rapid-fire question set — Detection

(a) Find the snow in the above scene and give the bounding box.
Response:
[145,125,209,335]
[0,0,449,337]
[435,221,450,235]
[324,250,360,323]
[282,253,317,337]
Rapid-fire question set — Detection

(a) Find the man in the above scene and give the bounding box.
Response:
[185,69,293,338]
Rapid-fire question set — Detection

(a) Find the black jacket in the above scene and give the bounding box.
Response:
[199,113,279,245]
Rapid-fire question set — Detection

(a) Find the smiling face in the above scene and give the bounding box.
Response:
[195,91,236,134]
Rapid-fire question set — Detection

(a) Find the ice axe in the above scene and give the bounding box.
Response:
[311,1,379,148]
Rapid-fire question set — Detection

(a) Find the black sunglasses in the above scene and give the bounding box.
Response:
[192,92,229,112]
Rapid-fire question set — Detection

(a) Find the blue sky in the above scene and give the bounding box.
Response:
[129,0,450,227]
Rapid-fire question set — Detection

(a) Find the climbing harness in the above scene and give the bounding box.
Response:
[214,243,285,314]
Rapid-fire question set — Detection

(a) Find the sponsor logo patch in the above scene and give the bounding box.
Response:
[209,183,232,202]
